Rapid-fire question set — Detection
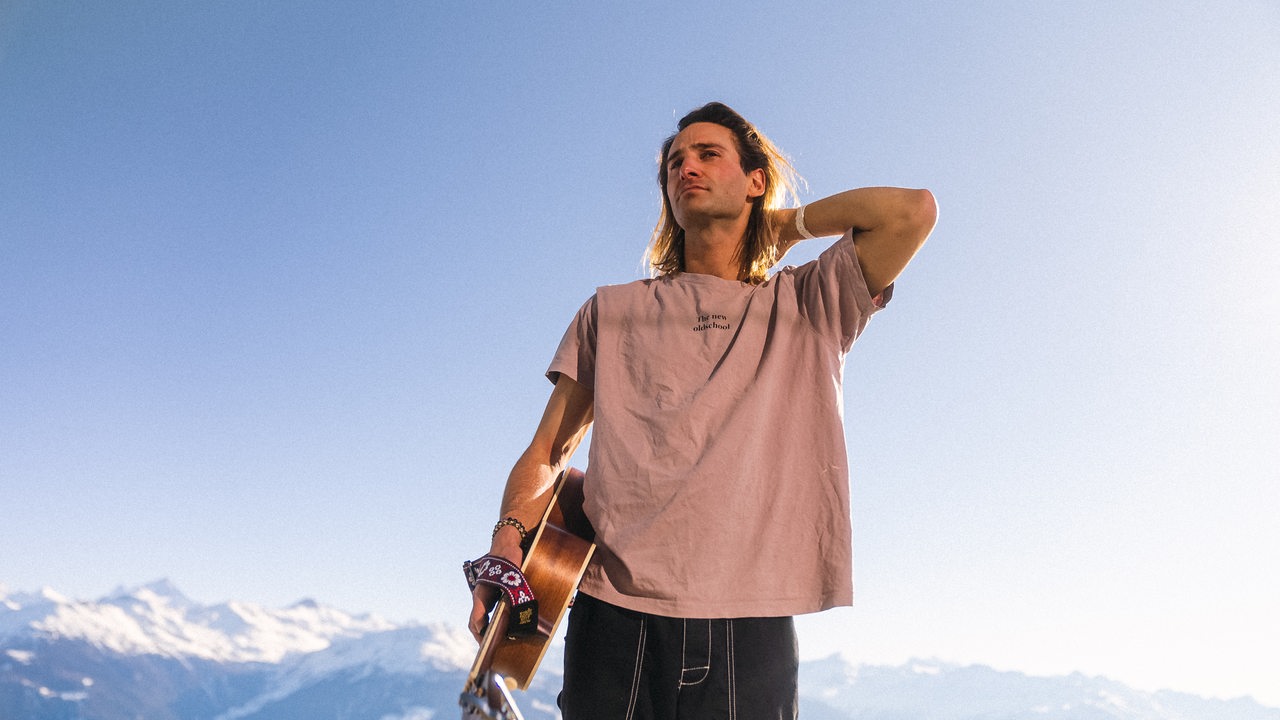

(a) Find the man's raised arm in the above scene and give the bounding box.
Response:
[776,187,937,296]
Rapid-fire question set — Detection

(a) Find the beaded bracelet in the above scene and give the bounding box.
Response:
[492,516,528,546]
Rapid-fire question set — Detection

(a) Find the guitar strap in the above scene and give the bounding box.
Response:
[463,554,539,637]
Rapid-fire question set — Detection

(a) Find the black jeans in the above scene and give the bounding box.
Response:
[560,594,798,720]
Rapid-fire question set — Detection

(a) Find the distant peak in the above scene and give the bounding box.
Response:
[140,578,183,595]
[116,578,191,604]
[290,597,320,609]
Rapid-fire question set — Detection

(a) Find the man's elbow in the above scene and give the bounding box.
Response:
[903,188,938,245]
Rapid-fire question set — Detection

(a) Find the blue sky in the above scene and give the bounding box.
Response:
[2,0,1277,707]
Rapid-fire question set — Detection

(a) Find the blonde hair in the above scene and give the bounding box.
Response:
[646,102,803,284]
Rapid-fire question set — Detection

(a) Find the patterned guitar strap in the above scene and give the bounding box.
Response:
[463,554,539,637]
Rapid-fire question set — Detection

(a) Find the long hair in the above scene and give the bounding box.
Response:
[646,102,803,284]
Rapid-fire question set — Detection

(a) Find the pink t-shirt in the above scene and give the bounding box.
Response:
[548,231,886,618]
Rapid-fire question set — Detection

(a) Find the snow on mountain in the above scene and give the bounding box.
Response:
[227,623,474,717]
[0,579,395,663]
[213,624,476,720]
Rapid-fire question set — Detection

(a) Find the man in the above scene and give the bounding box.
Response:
[469,102,936,719]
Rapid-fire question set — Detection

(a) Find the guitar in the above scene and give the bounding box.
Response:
[460,467,596,720]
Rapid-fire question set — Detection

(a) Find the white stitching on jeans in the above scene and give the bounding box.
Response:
[678,619,711,686]
[624,617,647,720]
[726,620,736,720]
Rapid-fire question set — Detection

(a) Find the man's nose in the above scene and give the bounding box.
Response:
[680,161,701,178]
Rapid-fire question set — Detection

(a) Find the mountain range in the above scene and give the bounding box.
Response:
[1,580,1275,720]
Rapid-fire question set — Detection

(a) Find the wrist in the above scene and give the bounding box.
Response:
[795,204,817,241]
[492,516,528,544]
[489,524,528,560]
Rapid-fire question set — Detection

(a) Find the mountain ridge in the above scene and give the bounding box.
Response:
[1,578,398,664]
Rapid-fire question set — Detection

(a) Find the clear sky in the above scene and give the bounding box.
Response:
[2,0,1277,708]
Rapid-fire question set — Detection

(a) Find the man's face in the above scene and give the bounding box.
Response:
[665,122,765,229]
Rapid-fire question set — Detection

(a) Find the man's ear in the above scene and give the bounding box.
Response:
[745,167,766,200]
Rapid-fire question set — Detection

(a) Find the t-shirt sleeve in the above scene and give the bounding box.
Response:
[546,293,598,390]
[791,230,891,352]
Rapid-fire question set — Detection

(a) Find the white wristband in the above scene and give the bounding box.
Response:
[795,204,816,240]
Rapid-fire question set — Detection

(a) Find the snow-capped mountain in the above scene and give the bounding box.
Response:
[2,581,1277,720]
[0,580,554,720]
[0,579,396,663]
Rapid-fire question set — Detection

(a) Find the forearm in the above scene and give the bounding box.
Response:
[468,448,562,641]
[777,187,937,295]
[487,375,594,559]
[487,451,565,557]
[779,187,933,242]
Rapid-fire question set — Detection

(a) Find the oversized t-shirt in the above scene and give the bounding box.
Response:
[547,230,886,618]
